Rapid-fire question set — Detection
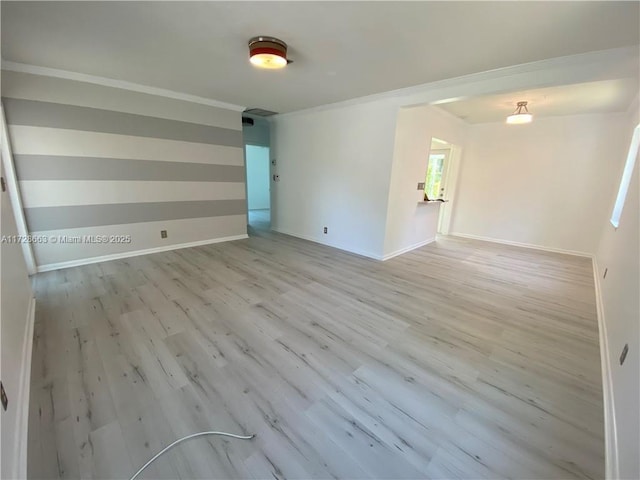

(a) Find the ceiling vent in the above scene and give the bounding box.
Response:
[244,108,278,117]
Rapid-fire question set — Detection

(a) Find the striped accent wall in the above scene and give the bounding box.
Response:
[2,70,247,269]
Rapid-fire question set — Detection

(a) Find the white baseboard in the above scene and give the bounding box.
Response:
[592,258,619,480]
[36,234,249,272]
[272,228,382,260]
[453,233,617,476]
[381,237,436,261]
[271,228,436,261]
[13,297,36,480]
[450,232,593,258]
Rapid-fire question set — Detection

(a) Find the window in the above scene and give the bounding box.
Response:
[610,124,640,228]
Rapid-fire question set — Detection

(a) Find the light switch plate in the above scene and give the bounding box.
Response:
[417,182,425,190]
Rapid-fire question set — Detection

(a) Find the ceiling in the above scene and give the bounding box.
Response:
[438,78,640,124]
[2,1,639,113]
[431,138,452,150]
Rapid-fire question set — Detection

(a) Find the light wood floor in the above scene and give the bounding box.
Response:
[28,226,604,479]
[248,209,270,229]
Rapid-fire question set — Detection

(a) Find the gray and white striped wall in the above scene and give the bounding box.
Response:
[2,70,247,271]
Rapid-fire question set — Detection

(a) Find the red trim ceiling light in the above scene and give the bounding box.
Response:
[249,36,288,69]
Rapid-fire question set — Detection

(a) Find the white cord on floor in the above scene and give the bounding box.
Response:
[129,431,256,480]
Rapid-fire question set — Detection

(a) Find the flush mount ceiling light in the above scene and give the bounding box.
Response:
[506,101,533,124]
[248,36,288,69]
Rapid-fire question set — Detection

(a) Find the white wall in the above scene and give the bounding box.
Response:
[269,48,636,260]
[383,105,468,258]
[270,99,399,259]
[1,153,35,479]
[594,102,639,480]
[451,113,628,255]
[246,145,270,210]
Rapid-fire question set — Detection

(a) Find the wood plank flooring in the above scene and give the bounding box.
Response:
[28,225,604,479]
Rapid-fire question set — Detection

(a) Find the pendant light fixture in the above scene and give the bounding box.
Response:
[248,36,288,69]
[506,101,533,124]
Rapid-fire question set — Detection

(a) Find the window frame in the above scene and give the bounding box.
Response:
[610,123,640,229]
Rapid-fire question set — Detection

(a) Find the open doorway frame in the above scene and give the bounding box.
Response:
[425,137,463,236]
[244,144,272,230]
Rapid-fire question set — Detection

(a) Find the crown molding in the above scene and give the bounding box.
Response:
[275,46,640,119]
[4,45,637,118]
[1,60,246,112]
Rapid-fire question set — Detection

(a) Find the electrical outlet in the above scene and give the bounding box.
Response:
[417,182,425,190]
[1,382,7,411]
[620,343,629,365]
[323,227,328,234]
[603,268,608,279]
[160,230,168,239]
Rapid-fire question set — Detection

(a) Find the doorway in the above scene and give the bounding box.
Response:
[425,137,461,235]
[245,144,271,229]
[425,149,450,201]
